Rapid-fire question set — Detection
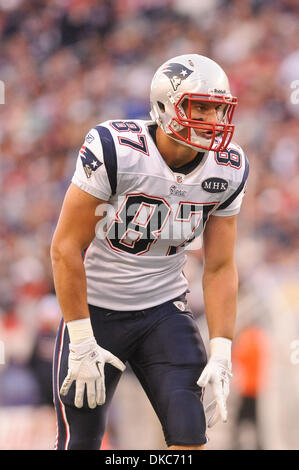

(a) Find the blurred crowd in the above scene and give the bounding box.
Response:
[0,0,298,449]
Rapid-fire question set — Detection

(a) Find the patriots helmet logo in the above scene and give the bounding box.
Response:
[80,146,103,178]
[162,62,194,91]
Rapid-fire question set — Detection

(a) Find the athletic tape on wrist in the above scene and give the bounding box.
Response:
[210,337,232,361]
[66,318,94,344]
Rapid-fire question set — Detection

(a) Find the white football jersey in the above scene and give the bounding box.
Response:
[72,119,249,310]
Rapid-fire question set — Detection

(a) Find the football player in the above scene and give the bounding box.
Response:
[51,54,249,450]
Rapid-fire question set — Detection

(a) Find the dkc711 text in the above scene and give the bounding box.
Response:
[105,454,192,466]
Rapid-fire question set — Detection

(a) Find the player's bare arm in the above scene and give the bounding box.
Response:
[197,214,238,427]
[202,214,238,341]
[51,183,106,323]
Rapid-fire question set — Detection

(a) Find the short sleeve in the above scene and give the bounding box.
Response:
[71,128,112,201]
[213,154,249,217]
[213,187,246,217]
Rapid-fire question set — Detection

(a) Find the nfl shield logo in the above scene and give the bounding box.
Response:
[173,301,186,312]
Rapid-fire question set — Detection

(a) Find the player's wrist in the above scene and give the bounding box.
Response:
[210,337,232,362]
[67,317,94,344]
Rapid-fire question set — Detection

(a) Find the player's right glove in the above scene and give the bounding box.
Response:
[60,336,126,409]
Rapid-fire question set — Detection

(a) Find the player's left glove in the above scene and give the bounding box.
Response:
[197,337,232,428]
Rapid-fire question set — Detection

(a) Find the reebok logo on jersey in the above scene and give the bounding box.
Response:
[162,63,193,91]
[170,185,187,197]
[85,133,94,144]
[80,146,103,178]
[173,301,186,311]
[201,177,228,193]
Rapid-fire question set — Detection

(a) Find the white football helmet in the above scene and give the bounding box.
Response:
[150,54,237,152]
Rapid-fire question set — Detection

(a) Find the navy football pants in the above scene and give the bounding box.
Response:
[53,295,208,449]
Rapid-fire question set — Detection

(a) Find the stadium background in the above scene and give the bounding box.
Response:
[0,0,298,450]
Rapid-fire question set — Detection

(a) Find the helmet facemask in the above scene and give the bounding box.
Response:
[168,92,238,152]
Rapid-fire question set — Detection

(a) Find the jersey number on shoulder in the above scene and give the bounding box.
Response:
[215,149,241,169]
[110,121,149,155]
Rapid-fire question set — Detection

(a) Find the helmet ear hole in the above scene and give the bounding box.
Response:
[157,101,165,113]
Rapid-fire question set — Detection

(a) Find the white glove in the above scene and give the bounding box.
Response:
[60,337,126,409]
[197,337,232,428]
